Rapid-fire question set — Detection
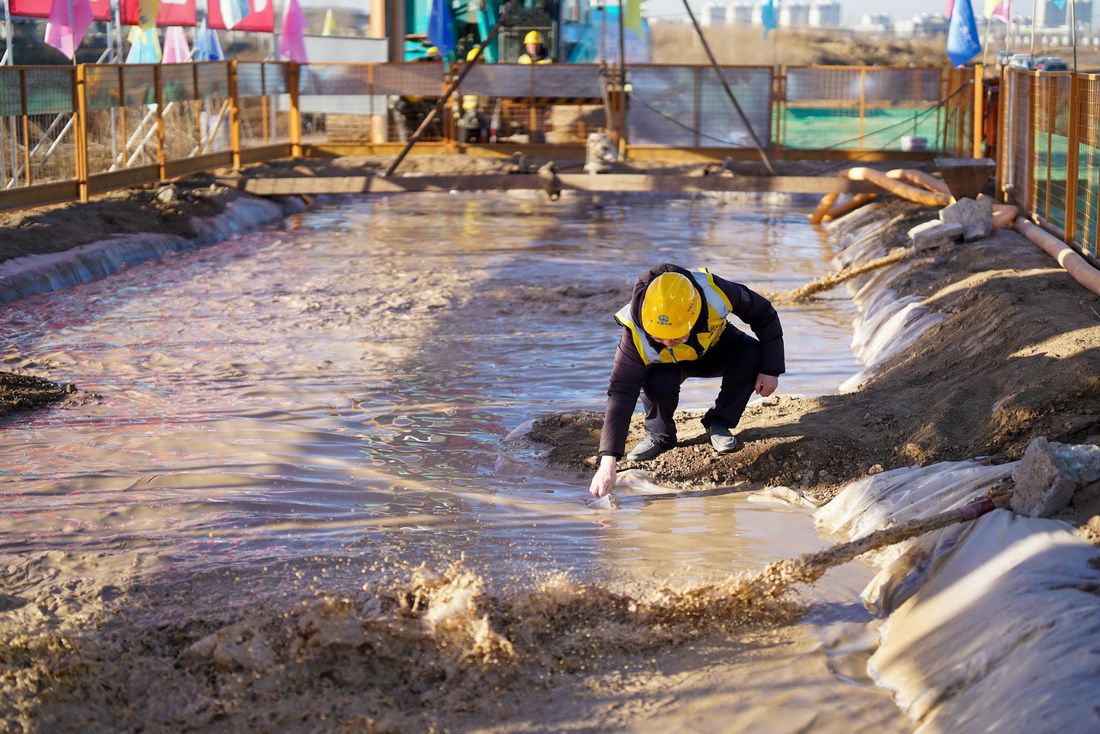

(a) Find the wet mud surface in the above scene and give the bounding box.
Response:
[0,186,911,732]
[4,159,1100,729]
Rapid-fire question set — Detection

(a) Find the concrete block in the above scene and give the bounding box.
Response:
[939,196,993,242]
[907,220,964,251]
[1010,437,1100,518]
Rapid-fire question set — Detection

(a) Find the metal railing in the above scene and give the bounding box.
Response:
[0,60,979,214]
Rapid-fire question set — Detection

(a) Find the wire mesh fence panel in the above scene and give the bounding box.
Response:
[784,66,945,151]
[118,65,160,170]
[371,62,444,96]
[941,68,973,158]
[237,62,290,147]
[1075,76,1100,259]
[1032,73,1072,232]
[196,63,232,154]
[17,68,78,186]
[1005,69,1031,211]
[783,67,864,149]
[695,66,772,149]
[531,64,603,99]
[298,64,375,144]
[374,63,445,143]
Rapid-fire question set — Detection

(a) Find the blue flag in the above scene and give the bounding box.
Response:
[947,0,981,67]
[761,0,776,38]
[428,0,456,58]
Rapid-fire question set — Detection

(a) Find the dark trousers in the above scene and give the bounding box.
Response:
[640,329,762,446]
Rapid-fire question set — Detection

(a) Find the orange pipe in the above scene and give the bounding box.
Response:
[991,203,1018,230]
[822,192,877,222]
[885,168,952,196]
[843,167,952,208]
[1015,218,1100,297]
[809,192,838,224]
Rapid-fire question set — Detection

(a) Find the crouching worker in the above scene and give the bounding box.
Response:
[589,263,785,498]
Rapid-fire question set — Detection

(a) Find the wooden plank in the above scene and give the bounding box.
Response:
[234,173,879,196]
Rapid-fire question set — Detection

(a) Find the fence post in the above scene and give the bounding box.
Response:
[693,67,700,148]
[1025,73,1037,216]
[19,69,31,186]
[858,67,866,149]
[153,65,166,181]
[972,64,983,159]
[229,60,241,171]
[118,66,128,171]
[75,65,89,202]
[192,63,202,156]
[289,62,302,157]
[1064,73,1080,245]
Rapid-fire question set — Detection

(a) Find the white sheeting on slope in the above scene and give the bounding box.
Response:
[0,196,296,303]
[869,511,1100,733]
[815,461,1100,733]
[828,209,946,393]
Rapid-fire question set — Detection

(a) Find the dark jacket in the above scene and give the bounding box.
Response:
[598,263,785,457]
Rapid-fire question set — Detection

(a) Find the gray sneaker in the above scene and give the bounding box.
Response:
[626,436,674,461]
[707,425,739,454]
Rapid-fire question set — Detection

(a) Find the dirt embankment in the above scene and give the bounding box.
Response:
[531,201,1100,530]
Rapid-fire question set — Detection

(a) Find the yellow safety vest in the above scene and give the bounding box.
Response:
[613,269,733,365]
[518,54,553,64]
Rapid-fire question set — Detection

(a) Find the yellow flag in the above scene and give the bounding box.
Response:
[322,9,338,36]
[624,0,644,34]
[137,0,160,31]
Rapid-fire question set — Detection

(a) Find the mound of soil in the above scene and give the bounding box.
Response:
[531,202,1100,530]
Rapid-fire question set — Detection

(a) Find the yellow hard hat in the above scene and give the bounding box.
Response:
[524,30,544,44]
[466,47,480,61]
[642,273,701,339]
[426,46,439,55]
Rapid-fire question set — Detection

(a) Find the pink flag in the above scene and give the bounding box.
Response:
[44,0,94,60]
[277,0,308,62]
[163,25,191,63]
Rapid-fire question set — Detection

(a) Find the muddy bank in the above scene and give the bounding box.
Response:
[532,200,1100,530]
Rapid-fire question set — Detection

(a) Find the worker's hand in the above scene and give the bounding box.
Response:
[755,373,779,398]
[589,455,618,498]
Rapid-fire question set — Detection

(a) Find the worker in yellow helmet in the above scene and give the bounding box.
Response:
[518,30,552,64]
[589,264,785,498]
[457,46,490,143]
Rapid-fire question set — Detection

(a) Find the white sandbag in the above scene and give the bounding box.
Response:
[868,511,1100,733]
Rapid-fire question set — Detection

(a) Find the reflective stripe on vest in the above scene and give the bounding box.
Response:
[613,269,734,365]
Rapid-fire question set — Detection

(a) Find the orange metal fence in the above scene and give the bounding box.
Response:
[999,67,1100,260]
[0,61,979,214]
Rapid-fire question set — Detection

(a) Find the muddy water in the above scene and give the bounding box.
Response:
[0,193,908,731]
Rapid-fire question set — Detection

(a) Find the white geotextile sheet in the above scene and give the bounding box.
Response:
[815,459,1015,542]
[868,511,1100,733]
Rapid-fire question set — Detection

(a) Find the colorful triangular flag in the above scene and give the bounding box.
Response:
[322,8,337,36]
[44,0,95,60]
[947,0,982,67]
[278,0,308,62]
[163,25,191,63]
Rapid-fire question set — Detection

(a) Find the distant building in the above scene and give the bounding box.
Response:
[893,13,950,37]
[780,2,811,27]
[809,1,842,28]
[702,2,727,26]
[857,12,893,32]
[727,2,754,25]
[1034,0,1092,28]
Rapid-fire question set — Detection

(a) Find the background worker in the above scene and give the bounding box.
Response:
[517,30,552,64]
[589,263,785,498]
[457,47,490,143]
